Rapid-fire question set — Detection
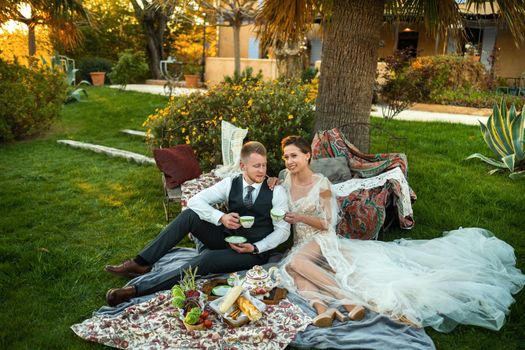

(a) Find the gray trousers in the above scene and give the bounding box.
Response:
[135,209,268,295]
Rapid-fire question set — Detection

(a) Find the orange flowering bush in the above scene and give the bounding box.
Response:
[404,55,489,101]
[144,72,315,174]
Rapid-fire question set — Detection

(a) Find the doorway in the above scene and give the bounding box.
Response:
[397,31,419,56]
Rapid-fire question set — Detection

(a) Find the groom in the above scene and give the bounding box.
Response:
[105,141,290,306]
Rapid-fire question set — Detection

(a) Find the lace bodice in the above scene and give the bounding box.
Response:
[283,173,336,245]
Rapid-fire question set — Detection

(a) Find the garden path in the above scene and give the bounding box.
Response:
[109,84,205,97]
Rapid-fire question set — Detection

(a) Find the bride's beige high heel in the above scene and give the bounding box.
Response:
[343,304,366,321]
[312,308,347,327]
[312,308,335,327]
[311,299,349,327]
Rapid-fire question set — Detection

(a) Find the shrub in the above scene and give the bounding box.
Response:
[0,58,67,142]
[379,49,421,119]
[183,64,201,76]
[301,67,318,83]
[380,54,492,109]
[77,56,113,83]
[223,67,263,85]
[108,50,149,87]
[430,88,525,110]
[404,55,489,102]
[144,71,315,174]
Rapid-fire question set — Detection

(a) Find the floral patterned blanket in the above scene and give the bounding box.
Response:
[71,288,310,350]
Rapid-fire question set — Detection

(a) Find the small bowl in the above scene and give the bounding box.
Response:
[239,216,255,228]
[270,209,285,222]
[183,320,206,331]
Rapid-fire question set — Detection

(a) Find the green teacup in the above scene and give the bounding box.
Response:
[239,216,255,228]
[270,208,285,222]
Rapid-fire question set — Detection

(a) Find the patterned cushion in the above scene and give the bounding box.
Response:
[153,145,201,189]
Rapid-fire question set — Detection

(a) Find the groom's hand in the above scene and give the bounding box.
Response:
[220,212,241,229]
[229,243,255,254]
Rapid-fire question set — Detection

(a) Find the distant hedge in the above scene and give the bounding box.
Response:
[0,59,67,142]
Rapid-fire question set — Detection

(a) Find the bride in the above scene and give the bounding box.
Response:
[277,135,525,332]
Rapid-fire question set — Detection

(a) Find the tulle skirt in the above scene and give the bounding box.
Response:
[279,227,525,332]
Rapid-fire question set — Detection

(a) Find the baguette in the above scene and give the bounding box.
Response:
[236,296,262,321]
[219,285,244,313]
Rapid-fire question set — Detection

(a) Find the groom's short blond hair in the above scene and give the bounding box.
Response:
[240,141,267,161]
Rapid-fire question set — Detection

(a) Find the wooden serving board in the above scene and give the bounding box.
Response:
[202,278,288,304]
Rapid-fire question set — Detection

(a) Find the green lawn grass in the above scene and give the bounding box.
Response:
[1,87,524,349]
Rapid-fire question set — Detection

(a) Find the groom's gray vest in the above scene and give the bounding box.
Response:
[228,175,273,243]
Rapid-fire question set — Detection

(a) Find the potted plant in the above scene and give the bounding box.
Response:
[184,64,201,88]
[90,71,106,86]
[78,57,112,85]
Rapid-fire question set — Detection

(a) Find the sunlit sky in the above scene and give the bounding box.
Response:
[0,3,31,33]
[1,21,28,34]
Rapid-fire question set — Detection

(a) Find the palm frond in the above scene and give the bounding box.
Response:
[467,0,525,44]
[256,0,325,44]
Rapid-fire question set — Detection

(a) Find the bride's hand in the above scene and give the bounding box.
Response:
[284,212,303,224]
[266,176,280,190]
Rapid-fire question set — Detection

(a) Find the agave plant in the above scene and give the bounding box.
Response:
[466,100,525,179]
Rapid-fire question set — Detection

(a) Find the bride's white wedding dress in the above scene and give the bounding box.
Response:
[278,173,525,332]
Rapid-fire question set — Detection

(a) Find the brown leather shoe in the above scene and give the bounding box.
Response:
[106,286,136,306]
[104,259,151,278]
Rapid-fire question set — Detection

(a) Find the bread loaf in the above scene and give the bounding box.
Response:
[236,296,262,321]
[219,285,243,313]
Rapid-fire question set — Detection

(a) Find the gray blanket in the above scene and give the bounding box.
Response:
[97,248,435,350]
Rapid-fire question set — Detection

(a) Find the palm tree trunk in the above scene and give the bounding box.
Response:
[314,0,385,152]
[28,23,36,57]
[233,24,241,75]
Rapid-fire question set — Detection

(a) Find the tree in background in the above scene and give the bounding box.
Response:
[167,26,217,67]
[131,0,175,79]
[197,0,258,76]
[164,2,217,76]
[258,0,525,152]
[0,0,90,58]
[65,0,144,61]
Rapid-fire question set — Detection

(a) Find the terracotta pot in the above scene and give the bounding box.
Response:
[90,72,106,86]
[467,55,481,62]
[184,74,200,88]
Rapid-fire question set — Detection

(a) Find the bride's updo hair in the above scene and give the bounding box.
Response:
[281,135,312,163]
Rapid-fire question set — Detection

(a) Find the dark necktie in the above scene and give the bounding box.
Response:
[244,186,254,208]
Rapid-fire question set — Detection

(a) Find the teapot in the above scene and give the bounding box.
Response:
[242,265,281,296]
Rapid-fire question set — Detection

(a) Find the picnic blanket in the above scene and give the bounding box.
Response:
[72,248,435,350]
[312,128,416,240]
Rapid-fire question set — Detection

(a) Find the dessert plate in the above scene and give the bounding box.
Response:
[224,236,247,244]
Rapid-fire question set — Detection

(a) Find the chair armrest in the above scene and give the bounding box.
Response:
[161,173,182,200]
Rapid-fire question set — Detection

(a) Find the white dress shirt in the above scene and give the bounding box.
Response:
[187,175,290,253]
